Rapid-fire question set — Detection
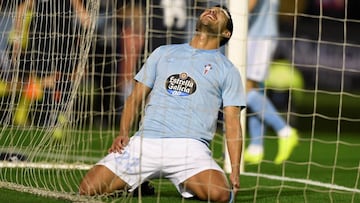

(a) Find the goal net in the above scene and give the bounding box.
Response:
[239,0,360,202]
[0,0,359,202]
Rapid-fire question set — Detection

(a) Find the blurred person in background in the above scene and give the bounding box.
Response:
[244,0,299,165]
[9,0,90,126]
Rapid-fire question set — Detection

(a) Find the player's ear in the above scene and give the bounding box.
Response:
[222,30,231,39]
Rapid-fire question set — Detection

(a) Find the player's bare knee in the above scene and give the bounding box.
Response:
[196,188,230,203]
[78,168,102,195]
[78,180,94,195]
[78,186,88,195]
[79,174,103,196]
[211,189,231,203]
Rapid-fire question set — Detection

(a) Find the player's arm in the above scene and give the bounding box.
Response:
[109,82,151,153]
[223,106,243,192]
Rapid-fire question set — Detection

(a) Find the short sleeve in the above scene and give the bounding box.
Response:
[222,67,246,109]
[134,46,163,88]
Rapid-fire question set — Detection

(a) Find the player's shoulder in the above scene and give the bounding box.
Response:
[151,44,188,57]
[156,43,187,51]
[214,52,236,69]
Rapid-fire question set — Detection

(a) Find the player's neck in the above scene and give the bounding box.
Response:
[190,32,220,50]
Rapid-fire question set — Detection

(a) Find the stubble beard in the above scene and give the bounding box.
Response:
[196,18,222,38]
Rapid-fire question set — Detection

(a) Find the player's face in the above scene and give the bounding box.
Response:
[197,7,229,35]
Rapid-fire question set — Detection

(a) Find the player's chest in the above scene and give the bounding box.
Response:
[156,56,222,95]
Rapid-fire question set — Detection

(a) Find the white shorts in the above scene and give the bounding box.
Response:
[96,136,224,198]
[247,38,277,82]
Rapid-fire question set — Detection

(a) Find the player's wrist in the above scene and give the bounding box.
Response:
[231,165,240,174]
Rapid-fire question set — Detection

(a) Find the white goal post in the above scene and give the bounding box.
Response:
[224,0,248,174]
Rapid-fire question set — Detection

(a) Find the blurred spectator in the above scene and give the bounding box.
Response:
[0,1,13,97]
[87,1,145,127]
[0,1,12,73]
[9,0,90,126]
[117,1,145,104]
[89,0,121,127]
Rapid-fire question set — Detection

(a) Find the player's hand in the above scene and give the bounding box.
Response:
[229,172,240,195]
[108,135,129,153]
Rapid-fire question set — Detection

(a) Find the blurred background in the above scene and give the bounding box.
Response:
[0,0,359,132]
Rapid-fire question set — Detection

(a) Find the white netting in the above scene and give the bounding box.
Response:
[239,0,360,201]
[0,0,359,202]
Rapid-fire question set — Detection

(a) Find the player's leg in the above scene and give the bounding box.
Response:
[164,139,233,202]
[244,114,265,164]
[79,165,128,195]
[246,38,298,164]
[80,136,158,196]
[247,89,299,164]
[183,169,231,202]
[162,138,234,202]
[247,89,287,132]
[246,39,286,132]
[79,138,138,195]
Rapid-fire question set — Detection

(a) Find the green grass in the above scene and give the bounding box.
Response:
[0,130,359,202]
[0,188,70,203]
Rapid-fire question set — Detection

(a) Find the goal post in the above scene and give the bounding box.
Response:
[224,0,248,173]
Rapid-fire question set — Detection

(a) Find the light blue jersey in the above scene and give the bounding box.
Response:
[248,0,279,38]
[134,43,246,145]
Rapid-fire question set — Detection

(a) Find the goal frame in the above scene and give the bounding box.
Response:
[223,0,248,173]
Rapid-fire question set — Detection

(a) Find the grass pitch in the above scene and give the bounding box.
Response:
[0,131,359,203]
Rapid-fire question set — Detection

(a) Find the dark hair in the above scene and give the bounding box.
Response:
[215,5,233,46]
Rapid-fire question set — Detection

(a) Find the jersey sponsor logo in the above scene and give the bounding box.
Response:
[165,72,197,96]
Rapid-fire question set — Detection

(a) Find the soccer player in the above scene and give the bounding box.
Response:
[79,5,246,202]
[244,0,299,165]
